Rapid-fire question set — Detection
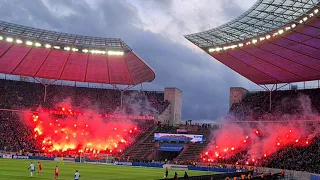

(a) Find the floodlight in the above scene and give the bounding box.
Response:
[6,37,13,42]
[265,35,271,39]
[64,47,71,51]
[303,17,308,21]
[278,29,284,34]
[252,39,257,44]
[108,51,123,55]
[238,43,243,47]
[16,39,23,44]
[208,48,215,52]
[26,41,33,46]
[35,42,41,47]
[72,48,78,52]
[82,49,89,53]
[314,9,318,14]
[53,46,60,49]
[45,44,51,48]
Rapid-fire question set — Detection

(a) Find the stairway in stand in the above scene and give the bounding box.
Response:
[120,125,158,161]
[174,128,212,162]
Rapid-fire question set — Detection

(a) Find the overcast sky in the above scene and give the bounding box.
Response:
[0,0,260,122]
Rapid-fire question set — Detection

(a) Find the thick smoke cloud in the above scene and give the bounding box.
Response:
[203,95,320,164]
[18,92,156,155]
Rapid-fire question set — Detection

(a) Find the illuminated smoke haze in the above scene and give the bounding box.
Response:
[18,92,157,155]
[202,95,320,164]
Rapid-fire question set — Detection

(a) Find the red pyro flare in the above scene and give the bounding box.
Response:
[201,122,315,163]
[29,108,139,155]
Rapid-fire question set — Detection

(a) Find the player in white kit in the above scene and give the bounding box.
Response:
[74,170,80,180]
[28,162,35,178]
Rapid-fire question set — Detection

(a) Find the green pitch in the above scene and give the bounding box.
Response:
[0,159,213,180]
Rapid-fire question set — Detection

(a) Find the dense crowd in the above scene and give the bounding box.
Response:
[0,79,169,153]
[227,88,320,174]
[229,88,320,120]
[0,111,38,152]
[262,137,320,174]
[0,79,169,114]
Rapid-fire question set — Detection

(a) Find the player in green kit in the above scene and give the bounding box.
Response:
[60,157,64,164]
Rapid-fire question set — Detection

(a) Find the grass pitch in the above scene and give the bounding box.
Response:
[0,159,213,180]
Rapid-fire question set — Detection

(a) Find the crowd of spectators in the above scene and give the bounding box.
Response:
[0,111,38,152]
[226,88,320,174]
[0,79,170,115]
[0,79,170,154]
[262,137,320,174]
[229,88,320,120]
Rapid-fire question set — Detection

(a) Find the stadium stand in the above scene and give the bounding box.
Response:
[225,88,320,174]
[0,79,170,154]
[229,88,320,120]
[263,137,320,174]
[173,128,212,163]
[0,79,169,114]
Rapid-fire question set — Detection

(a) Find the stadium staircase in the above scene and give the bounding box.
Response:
[120,125,158,160]
[173,128,212,162]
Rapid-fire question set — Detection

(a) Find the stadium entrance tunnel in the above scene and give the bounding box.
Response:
[155,144,184,161]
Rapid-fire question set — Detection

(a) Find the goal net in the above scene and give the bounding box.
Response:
[79,153,114,164]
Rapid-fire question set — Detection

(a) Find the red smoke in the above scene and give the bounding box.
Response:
[202,120,319,164]
[25,104,139,155]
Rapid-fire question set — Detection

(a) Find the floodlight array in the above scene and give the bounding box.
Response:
[207,8,319,53]
[0,35,125,56]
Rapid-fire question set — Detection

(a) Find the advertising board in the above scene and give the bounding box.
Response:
[154,133,204,142]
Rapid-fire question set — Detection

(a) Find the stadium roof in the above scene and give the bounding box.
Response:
[185,0,320,85]
[0,21,155,85]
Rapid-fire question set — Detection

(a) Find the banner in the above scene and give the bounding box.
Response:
[54,157,75,162]
[12,155,29,159]
[132,162,164,168]
[114,161,132,166]
[101,114,155,120]
[154,133,204,143]
[28,156,54,161]
[2,154,12,159]
[163,164,188,170]
[177,129,188,133]
[158,144,184,152]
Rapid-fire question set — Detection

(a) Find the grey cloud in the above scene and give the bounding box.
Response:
[220,0,247,21]
[0,0,251,121]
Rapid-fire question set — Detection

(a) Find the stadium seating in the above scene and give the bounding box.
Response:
[0,79,170,154]
[0,79,169,114]
[173,127,213,163]
[227,88,320,174]
[229,88,320,120]
[262,137,320,174]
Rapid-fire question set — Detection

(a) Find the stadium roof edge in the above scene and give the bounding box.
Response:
[184,0,320,85]
[0,21,156,86]
[185,0,320,48]
[0,21,131,51]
